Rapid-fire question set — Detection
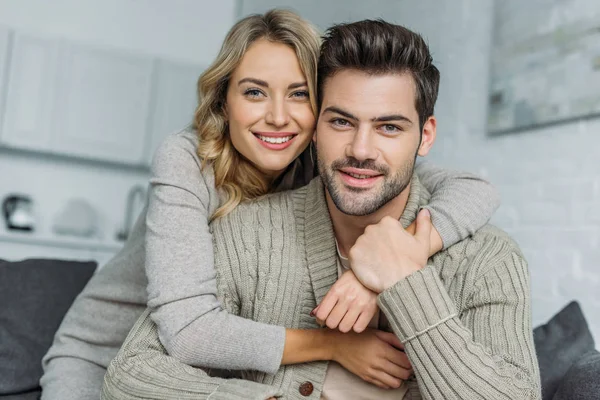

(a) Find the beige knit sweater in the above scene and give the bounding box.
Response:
[102,177,541,400]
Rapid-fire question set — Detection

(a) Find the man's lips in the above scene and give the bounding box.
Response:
[338,168,383,188]
[339,168,383,178]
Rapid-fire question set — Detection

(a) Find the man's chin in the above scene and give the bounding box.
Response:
[330,190,380,216]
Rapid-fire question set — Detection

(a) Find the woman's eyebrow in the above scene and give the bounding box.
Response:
[238,77,268,87]
[288,81,307,89]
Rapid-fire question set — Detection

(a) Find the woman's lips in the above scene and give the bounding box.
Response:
[253,132,297,150]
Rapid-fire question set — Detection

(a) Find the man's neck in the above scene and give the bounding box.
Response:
[327,182,412,258]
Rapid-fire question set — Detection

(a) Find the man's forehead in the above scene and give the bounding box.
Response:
[320,70,417,120]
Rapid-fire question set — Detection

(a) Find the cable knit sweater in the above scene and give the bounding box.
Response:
[41,129,500,400]
[102,176,541,400]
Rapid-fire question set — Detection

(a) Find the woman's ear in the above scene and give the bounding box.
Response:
[417,116,437,157]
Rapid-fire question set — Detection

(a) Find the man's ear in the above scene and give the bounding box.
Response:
[312,129,317,144]
[417,116,436,157]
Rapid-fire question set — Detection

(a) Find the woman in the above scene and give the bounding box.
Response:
[119,9,498,396]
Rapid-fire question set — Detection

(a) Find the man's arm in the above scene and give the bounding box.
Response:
[378,247,541,399]
[101,309,283,400]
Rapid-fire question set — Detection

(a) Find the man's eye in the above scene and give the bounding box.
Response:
[332,118,350,127]
[382,124,401,133]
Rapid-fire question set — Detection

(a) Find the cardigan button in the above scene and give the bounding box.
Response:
[299,381,314,396]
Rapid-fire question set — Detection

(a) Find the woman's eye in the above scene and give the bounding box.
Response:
[244,88,264,98]
[291,90,309,99]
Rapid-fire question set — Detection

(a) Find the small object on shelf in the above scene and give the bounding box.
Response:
[116,185,146,241]
[53,198,98,238]
[2,194,35,232]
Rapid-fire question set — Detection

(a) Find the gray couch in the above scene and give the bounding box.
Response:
[1,258,598,399]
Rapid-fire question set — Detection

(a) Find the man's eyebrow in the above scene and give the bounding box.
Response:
[372,114,413,124]
[322,106,358,120]
[238,77,269,87]
[323,106,413,125]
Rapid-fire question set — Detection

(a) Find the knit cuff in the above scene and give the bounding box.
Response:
[378,264,458,343]
[209,379,283,399]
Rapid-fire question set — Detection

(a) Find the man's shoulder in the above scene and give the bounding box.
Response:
[439,224,526,280]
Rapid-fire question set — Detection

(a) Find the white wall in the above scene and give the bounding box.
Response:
[240,0,600,341]
[0,0,236,64]
[0,0,236,257]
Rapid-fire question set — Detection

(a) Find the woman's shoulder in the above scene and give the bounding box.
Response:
[151,125,216,190]
[153,125,201,162]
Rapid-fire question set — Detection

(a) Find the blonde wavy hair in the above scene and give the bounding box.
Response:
[194,9,321,219]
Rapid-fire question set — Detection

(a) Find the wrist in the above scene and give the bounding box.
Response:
[321,329,341,362]
[382,261,422,291]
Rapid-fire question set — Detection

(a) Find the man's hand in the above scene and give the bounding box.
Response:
[312,269,378,333]
[349,209,432,293]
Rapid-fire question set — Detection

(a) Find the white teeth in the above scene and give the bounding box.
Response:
[257,135,294,144]
[348,173,371,179]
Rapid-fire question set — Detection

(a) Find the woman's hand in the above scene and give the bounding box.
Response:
[406,214,443,256]
[312,269,378,333]
[330,329,413,389]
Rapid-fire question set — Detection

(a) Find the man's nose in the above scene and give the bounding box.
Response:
[265,98,290,127]
[347,126,377,161]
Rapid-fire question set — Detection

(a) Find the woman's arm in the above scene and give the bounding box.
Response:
[414,161,500,251]
[145,132,285,373]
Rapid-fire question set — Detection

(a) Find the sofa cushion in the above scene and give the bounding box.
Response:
[534,301,596,400]
[553,350,600,400]
[0,258,96,396]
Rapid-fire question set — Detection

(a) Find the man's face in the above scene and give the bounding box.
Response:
[315,69,435,216]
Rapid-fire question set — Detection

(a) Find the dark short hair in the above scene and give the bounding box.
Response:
[317,19,440,130]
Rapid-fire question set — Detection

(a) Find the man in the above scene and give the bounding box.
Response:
[101,20,541,400]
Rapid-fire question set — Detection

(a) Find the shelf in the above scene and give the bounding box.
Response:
[0,230,124,252]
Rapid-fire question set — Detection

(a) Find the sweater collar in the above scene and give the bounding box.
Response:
[297,174,426,304]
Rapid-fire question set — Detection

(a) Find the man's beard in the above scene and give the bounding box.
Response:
[318,155,416,216]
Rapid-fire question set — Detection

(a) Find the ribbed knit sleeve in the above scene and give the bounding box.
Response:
[101,310,283,400]
[145,130,284,374]
[415,161,500,249]
[378,239,541,399]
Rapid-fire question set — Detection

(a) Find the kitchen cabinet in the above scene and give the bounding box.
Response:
[0,29,202,167]
[1,33,60,151]
[0,27,10,134]
[52,43,154,164]
[144,60,201,165]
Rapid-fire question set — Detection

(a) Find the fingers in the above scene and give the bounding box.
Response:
[368,370,403,389]
[338,303,362,333]
[352,310,372,333]
[374,330,404,350]
[314,290,339,323]
[385,346,412,370]
[377,359,413,381]
[366,378,391,390]
[415,208,432,246]
[323,300,350,330]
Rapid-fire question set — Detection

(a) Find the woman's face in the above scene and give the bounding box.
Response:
[225,38,316,178]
